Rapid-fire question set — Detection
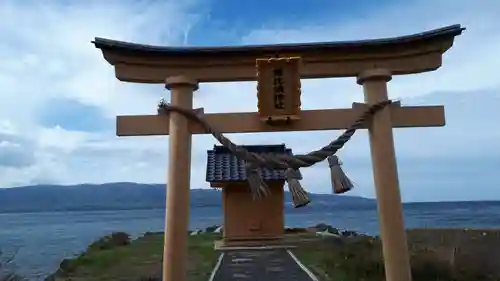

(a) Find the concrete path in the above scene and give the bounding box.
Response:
[209,249,316,281]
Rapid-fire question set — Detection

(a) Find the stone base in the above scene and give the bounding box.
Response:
[214,233,323,251]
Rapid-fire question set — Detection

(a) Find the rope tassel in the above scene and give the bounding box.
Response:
[246,165,270,200]
[285,168,310,208]
[328,155,354,194]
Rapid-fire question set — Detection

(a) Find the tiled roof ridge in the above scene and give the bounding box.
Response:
[212,144,289,154]
[206,144,295,183]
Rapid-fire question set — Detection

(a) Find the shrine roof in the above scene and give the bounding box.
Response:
[206,144,295,183]
[92,25,464,56]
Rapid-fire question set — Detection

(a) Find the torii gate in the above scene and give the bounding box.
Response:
[92,24,464,281]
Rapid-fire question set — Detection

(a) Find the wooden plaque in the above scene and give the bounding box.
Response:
[256,57,302,124]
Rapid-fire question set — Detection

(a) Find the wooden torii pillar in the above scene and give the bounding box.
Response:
[92,24,464,281]
[163,76,198,281]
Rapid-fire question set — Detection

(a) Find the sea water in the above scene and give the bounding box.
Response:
[1,201,499,281]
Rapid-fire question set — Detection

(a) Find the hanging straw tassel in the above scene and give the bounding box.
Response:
[285,168,310,208]
[246,165,270,200]
[328,155,354,194]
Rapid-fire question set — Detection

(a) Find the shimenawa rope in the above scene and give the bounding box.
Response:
[157,99,393,208]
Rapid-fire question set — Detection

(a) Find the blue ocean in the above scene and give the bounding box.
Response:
[1,201,500,281]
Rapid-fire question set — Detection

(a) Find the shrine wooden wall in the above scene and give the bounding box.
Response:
[222,182,285,241]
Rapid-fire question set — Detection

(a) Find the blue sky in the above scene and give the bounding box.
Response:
[0,0,499,202]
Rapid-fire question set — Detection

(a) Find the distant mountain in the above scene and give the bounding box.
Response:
[0,183,375,213]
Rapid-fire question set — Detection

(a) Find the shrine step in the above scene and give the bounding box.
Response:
[214,234,323,250]
[214,238,294,250]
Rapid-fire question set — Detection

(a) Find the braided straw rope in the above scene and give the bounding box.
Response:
[158,99,393,206]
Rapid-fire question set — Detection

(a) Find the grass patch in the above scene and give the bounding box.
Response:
[47,228,500,281]
[293,228,500,281]
[48,232,221,281]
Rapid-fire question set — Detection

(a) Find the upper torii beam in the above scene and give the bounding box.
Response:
[92,24,464,281]
[93,24,464,84]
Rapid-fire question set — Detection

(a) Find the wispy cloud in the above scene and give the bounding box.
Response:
[0,0,498,202]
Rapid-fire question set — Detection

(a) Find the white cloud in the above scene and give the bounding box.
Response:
[0,0,204,186]
[0,0,499,202]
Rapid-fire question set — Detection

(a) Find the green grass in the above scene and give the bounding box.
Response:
[48,232,221,281]
[47,228,500,281]
[292,228,500,281]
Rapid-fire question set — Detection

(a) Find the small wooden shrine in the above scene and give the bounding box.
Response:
[206,144,295,245]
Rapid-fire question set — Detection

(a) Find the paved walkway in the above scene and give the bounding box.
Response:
[210,249,316,281]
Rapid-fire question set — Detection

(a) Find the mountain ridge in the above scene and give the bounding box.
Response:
[0,182,375,213]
